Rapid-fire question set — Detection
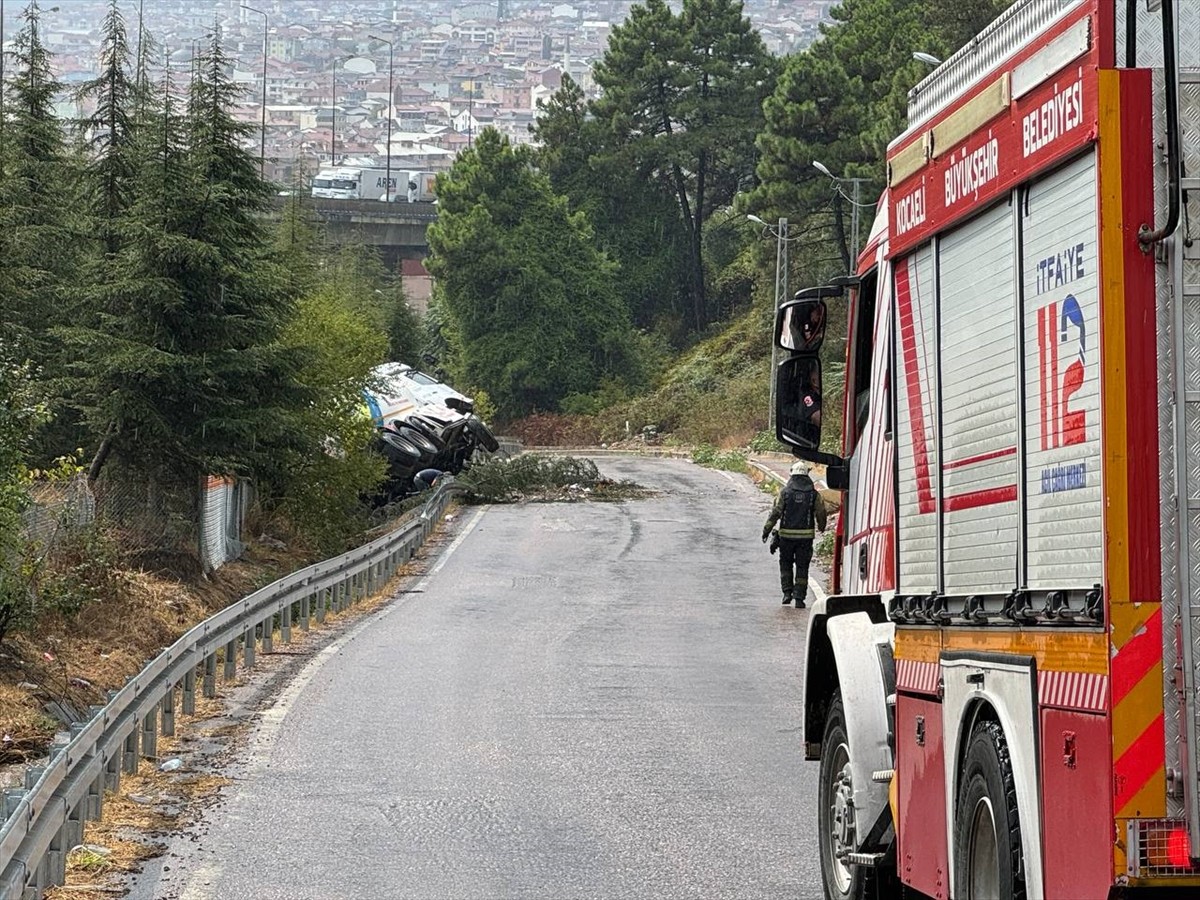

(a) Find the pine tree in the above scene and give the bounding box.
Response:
[172,31,308,480]
[590,0,772,332]
[0,0,78,364]
[64,33,308,486]
[532,73,691,336]
[63,59,189,483]
[74,0,137,257]
[426,130,633,419]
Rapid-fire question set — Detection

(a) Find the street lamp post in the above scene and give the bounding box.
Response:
[241,4,268,178]
[467,81,475,148]
[813,160,871,269]
[748,214,789,433]
[1,0,6,149]
[369,33,394,201]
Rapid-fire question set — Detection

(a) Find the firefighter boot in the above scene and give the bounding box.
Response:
[781,594,792,606]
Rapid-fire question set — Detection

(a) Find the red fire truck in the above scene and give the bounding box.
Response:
[776,0,1197,896]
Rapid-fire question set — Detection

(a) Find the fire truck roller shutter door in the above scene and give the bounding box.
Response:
[894,246,939,595]
[938,200,1019,595]
[1021,152,1102,590]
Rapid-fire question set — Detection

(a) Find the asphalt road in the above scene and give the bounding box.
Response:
[151,457,825,900]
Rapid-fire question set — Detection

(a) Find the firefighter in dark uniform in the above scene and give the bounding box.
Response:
[762,460,828,608]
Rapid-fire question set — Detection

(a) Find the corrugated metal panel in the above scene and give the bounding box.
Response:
[939,200,1018,594]
[1126,0,1200,826]
[1178,6,1200,829]
[895,246,938,593]
[199,476,233,572]
[1021,152,1102,588]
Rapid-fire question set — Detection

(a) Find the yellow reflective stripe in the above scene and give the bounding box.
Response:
[779,528,814,538]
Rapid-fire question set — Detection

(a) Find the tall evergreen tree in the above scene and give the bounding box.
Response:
[532,75,691,336]
[751,0,1010,272]
[75,0,137,257]
[427,130,633,419]
[64,34,307,486]
[0,0,77,364]
[591,0,772,332]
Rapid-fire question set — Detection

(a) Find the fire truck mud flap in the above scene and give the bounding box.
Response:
[823,612,896,855]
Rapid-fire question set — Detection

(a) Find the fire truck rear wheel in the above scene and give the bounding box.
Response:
[818,692,893,900]
[953,719,1026,900]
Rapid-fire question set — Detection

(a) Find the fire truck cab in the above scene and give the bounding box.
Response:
[781,1,1199,897]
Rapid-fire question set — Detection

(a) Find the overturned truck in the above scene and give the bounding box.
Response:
[364,363,500,502]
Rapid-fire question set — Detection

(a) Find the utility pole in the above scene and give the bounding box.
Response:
[467,82,475,149]
[136,0,145,81]
[848,178,863,264]
[1,0,6,155]
[241,5,268,178]
[813,160,870,270]
[369,34,394,200]
[768,218,788,433]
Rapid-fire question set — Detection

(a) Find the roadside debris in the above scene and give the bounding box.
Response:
[456,455,650,504]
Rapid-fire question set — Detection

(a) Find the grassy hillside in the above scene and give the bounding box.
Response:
[509,301,846,453]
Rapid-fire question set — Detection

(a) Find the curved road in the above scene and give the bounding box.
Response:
[152,458,824,899]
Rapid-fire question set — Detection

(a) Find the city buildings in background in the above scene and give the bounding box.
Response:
[31,0,833,185]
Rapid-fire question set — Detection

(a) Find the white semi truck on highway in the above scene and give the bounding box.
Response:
[310,167,436,203]
[776,1,1200,897]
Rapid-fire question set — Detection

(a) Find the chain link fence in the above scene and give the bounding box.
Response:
[20,477,96,562]
[22,472,250,574]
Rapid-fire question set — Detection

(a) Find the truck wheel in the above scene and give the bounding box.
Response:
[953,719,1025,900]
[467,415,500,453]
[819,692,883,900]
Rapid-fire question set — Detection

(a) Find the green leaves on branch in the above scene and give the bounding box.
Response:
[426,130,636,421]
[556,0,772,336]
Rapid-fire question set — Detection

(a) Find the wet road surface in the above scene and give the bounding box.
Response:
[143,457,825,899]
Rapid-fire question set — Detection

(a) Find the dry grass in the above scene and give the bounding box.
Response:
[33,527,442,898]
[46,761,232,899]
[0,540,309,768]
[0,684,59,763]
[8,514,447,900]
[44,685,242,896]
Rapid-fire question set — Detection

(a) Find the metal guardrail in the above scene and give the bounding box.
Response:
[0,482,460,898]
[495,437,522,458]
[746,460,787,486]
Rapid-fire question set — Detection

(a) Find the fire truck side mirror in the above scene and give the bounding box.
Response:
[776,355,823,451]
[776,298,828,353]
[825,464,849,491]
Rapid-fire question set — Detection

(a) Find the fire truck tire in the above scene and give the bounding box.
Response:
[818,692,896,900]
[953,719,1026,900]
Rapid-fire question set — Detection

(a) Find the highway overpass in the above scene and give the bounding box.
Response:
[267,195,437,271]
